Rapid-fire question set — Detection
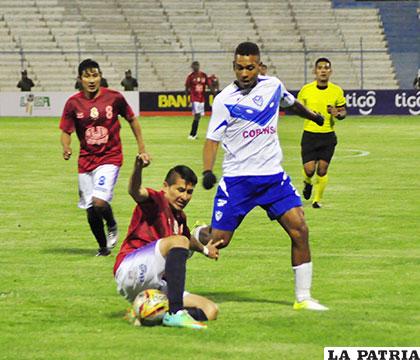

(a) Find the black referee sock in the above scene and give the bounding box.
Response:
[86,207,107,248]
[165,247,189,314]
[185,307,208,321]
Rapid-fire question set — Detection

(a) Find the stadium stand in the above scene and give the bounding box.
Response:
[373,2,419,88]
[0,0,409,91]
[333,0,419,89]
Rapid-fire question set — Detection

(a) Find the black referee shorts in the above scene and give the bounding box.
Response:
[301,131,337,164]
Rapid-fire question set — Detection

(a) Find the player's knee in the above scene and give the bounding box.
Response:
[291,221,309,244]
[203,302,219,321]
[217,238,230,249]
[209,231,232,249]
[169,235,190,249]
[298,221,308,238]
[317,168,328,177]
[92,197,108,209]
[305,168,315,178]
[214,234,231,249]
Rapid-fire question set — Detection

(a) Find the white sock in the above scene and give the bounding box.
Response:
[293,262,312,302]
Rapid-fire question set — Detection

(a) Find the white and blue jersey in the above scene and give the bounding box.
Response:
[206,75,301,231]
[206,75,295,177]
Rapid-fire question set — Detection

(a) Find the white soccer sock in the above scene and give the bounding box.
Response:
[293,262,313,302]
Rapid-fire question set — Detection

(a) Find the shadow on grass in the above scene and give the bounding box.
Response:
[108,291,292,319]
[107,310,128,319]
[106,294,292,322]
[199,291,293,306]
[42,247,95,256]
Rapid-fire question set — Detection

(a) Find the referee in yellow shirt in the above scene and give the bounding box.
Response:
[298,58,346,208]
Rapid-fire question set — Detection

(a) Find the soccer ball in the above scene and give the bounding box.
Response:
[132,289,169,326]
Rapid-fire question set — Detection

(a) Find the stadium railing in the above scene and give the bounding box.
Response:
[0,41,408,91]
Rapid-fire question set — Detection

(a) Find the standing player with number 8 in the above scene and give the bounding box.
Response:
[60,59,150,256]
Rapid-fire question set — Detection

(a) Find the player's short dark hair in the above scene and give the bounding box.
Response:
[235,42,260,57]
[165,165,197,186]
[315,57,331,67]
[191,61,200,67]
[78,59,101,76]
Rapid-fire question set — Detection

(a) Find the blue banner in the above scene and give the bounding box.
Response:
[344,90,420,115]
[140,90,420,115]
[288,90,420,116]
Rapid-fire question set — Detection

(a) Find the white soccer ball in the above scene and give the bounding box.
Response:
[132,289,169,326]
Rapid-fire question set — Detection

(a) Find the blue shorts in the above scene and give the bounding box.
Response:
[211,172,302,232]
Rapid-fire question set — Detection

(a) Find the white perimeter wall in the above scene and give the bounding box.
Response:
[0,92,139,117]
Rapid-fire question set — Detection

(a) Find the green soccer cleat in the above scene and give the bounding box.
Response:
[124,307,141,327]
[162,310,207,330]
[293,298,329,311]
[191,221,208,234]
[191,221,208,242]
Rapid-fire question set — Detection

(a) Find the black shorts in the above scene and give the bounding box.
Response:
[301,131,337,164]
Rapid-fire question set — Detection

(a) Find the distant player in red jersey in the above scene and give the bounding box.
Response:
[60,59,150,257]
[208,74,220,94]
[114,155,222,329]
[185,61,209,140]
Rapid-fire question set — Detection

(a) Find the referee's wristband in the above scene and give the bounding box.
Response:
[202,246,209,256]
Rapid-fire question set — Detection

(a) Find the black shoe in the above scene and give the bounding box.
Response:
[96,247,111,257]
[303,182,313,200]
[312,202,322,209]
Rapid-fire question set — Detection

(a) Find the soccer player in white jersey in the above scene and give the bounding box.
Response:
[200,42,328,311]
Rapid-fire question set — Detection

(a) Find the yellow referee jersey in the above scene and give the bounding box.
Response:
[297,81,346,133]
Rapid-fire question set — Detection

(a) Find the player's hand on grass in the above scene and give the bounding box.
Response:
[137,152,151,167]
[202,170,217,189]
[204,238,224,260]
[63,146,72,160]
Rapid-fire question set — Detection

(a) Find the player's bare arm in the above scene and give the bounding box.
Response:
[202,139,219,189]
[60,131,72,160]
[203,139,219,171]
[327,105,347,120]
[127,116,151,166]
[128,155,149,203]
[289,100,325,126]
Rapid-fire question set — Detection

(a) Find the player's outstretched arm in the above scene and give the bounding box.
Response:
[202,139,219,189]
[289,100,324,126]
[127,116,151,167]
[60,131,72,160]
[128,155,149,203]
[189,236,223,260]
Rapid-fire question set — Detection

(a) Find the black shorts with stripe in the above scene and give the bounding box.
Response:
[301,131,337,164]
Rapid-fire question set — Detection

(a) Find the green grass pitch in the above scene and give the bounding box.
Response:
[0,115,419,359]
